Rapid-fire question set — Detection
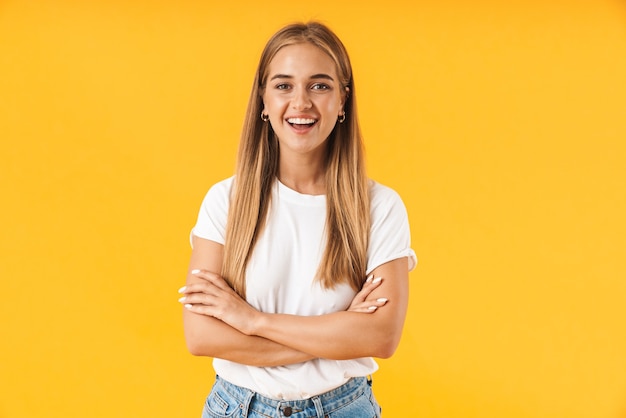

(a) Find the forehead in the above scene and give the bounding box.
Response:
[267,42,338,78]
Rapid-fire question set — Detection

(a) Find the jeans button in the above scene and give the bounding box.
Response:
[282,406,293,416]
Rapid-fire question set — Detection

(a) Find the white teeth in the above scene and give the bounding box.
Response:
[287,118,316,125]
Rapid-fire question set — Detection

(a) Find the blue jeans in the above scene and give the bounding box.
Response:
[201,375,382,418]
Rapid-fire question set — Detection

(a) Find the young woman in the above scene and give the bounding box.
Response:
[179,21,416,418]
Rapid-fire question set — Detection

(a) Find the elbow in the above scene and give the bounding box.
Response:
[184,328,214,357]
[186,339,207,357]
[373,339,400,359]
[183,314,220,357]
[370,325,403,359]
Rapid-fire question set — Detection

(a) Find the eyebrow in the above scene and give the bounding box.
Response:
[269,73,335,81]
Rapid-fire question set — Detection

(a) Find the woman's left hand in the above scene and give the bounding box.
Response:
[347,274,388,313]
[178,270,259,335]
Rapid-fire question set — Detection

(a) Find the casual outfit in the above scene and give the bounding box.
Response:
[191,177,416,417]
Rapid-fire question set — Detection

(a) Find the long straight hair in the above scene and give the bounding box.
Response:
[222,22,370,297]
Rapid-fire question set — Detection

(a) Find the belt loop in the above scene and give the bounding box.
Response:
[312,395,325,418]
[241,390,254,416]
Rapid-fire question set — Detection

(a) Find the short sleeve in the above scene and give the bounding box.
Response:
[189,177,234,247]
[366,182,417,274]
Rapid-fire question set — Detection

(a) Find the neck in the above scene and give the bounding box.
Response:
[278,153,326,195]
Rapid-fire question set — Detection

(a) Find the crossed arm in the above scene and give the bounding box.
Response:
[180,236,409,366]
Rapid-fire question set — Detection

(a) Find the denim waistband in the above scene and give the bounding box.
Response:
[215,375,371,416]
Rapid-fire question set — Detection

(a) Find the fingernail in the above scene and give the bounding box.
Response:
[184,304,193,309]
[366,274,374,283]
[377,298,388,303]
[191,269,201,274]
[372,277,383,284]
[178,296,186,303]
[178,286,187,293]
[368,306,378,311]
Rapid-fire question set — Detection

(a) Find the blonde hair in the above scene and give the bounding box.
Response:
[222,22,370,297]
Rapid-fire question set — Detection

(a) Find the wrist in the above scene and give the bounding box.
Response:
[247,311,267,336]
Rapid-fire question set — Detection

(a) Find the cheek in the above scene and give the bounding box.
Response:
[264,96,288,113]
[321,99,342,116]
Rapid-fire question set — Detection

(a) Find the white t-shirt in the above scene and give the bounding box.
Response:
[191,176,416,400]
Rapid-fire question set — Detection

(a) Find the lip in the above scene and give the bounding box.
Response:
[285,115,318,134]
[285,114,318,121]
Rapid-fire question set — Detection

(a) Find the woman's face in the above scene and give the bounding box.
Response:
[262,42,345,159]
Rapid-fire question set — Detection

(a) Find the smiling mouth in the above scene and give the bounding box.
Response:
[287,117,317,128]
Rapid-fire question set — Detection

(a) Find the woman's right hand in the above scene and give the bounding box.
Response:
[347,275,388,313]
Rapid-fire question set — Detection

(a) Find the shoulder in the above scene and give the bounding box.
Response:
[207,176,235,195]
[366,179,417,272]
[202,176,235,203]
[368,179,411,227]
[197,176,235,216]
[369,180,406,210]
[191,176,235,244]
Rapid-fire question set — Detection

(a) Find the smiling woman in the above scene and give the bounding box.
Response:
[179,21,416,418]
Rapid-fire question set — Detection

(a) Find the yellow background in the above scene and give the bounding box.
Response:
[1,0,625,417]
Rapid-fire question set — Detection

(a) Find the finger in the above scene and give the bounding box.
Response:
[349,306,379,313]
[353,274,374,302]
[178,281,222,295]
[348,277,384,311]
[183,302,218,317]
[179,291,221,306]
[365,276,383,288]
[348,298,388,313]
[361,307,378,313]
[190,269,233,291]
[351,275,376,303]
[351,292,366,305]
[355,276,384,299]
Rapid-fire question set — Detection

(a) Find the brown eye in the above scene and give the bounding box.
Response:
[312,83,330,90]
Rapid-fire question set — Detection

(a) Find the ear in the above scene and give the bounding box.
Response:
[338,87,349,116]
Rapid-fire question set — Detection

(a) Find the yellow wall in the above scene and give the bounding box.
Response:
[1,0,625,417]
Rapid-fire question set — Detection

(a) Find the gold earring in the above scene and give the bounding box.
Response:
[261,112,269,122]
[338,112,346,123]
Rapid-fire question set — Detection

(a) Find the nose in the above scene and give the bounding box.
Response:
[291,87,312,110]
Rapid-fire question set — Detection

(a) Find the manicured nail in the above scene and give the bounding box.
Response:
[178,296,186,303]
[191,269,201,274]
[178,286,187,293]
[372,277,383,284]
[184,304,193,309]
[366,274,374,283]
[368,306,378,311]
[377,298,388,303]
